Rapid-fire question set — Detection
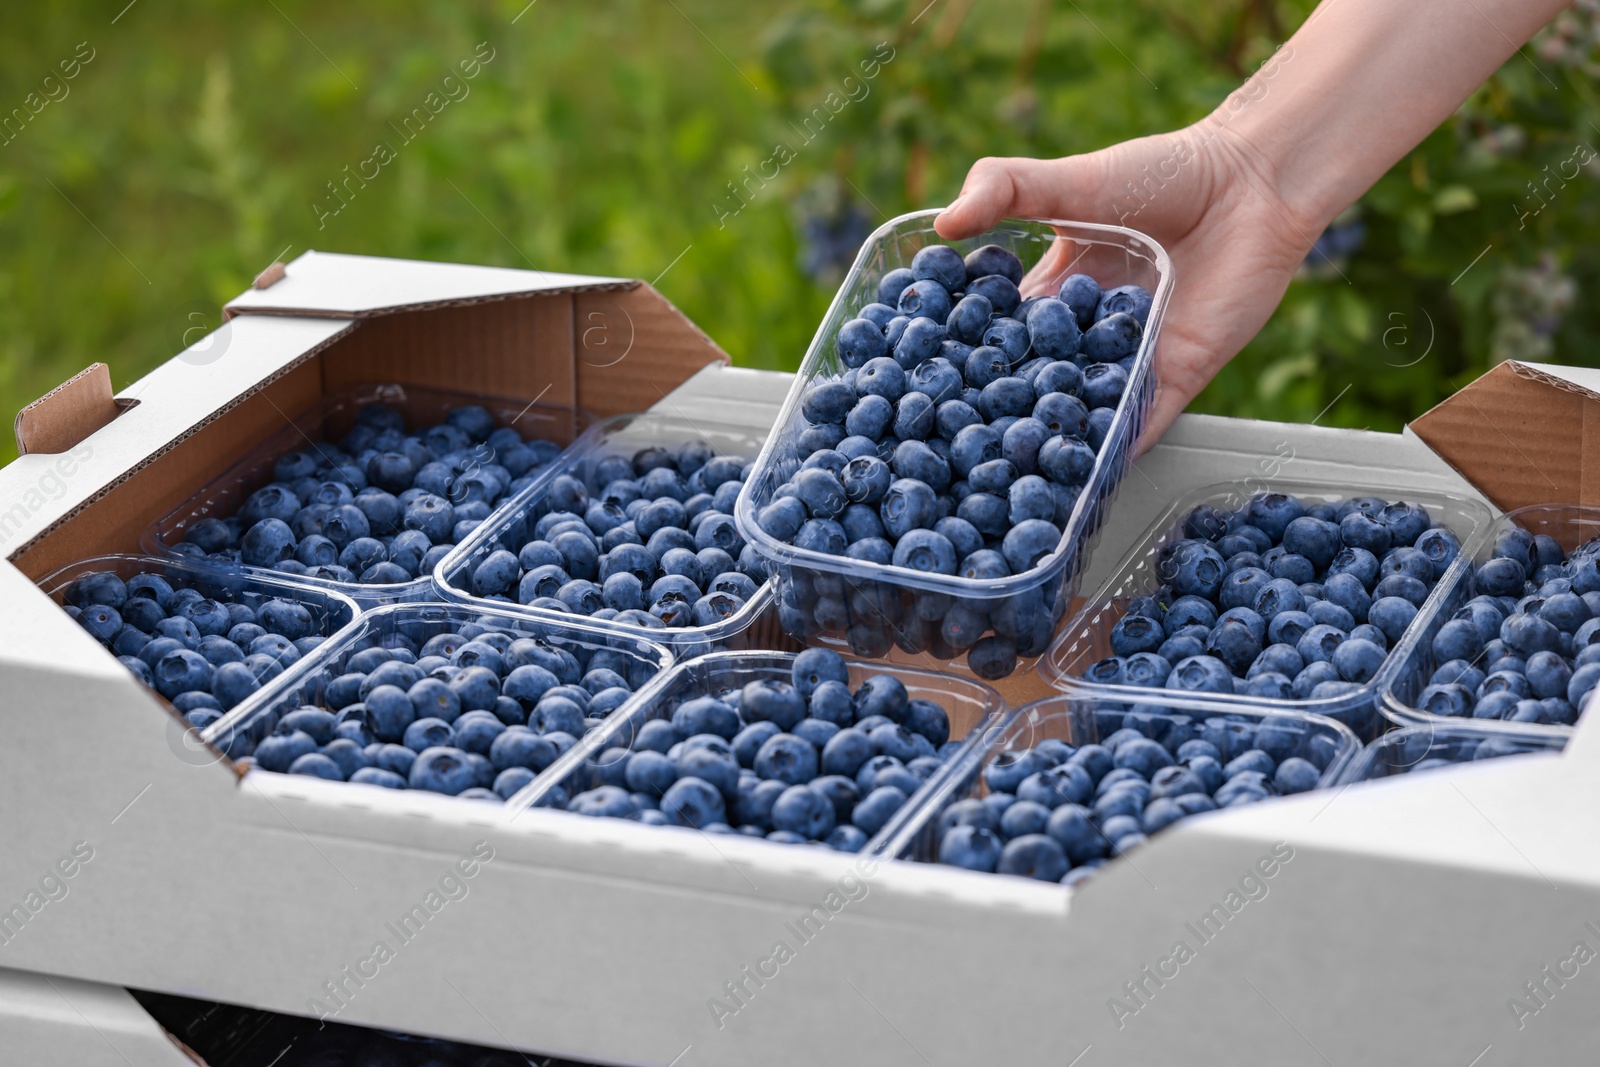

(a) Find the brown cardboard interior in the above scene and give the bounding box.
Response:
[9,283,727,580]
[1410,360,1600,512]
[13,362,132,456]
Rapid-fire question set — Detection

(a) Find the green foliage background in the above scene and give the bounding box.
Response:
[2,0,1597,463]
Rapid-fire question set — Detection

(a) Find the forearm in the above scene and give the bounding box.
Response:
[1220,0,1571,232]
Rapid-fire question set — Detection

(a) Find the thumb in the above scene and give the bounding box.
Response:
[934,155,1103,239]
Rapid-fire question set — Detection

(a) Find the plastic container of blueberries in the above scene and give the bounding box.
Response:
[141,382,587,609]
[1382,503,1600,736]
[877,688,1360,871]
[1037,479,1495,741]
[202,601,676,806]
[734,210,1172,680]
[434,412,783,659]
[38,553,362,646]
[37,553,363,731]
[1334,722,1568,784]
[516,649,1011,851]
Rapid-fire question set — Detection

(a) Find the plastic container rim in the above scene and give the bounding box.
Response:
[199,598,679,782]
[878,683,1363,861]
[511,647,1012,846]
[1036,476,1496,715]
[1380,501,1600,734]
[141,381,588,603]
[733,209,1174,600]
[431,410,779,648]
[37,552,365,633]
[1334,720,1570,785]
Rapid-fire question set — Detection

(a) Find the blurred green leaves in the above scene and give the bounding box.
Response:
[0,0,1597,468]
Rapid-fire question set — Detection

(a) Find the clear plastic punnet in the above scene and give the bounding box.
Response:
[1039,480,1494,740]
[202,602,675,806]
[1384,503,1600,736]
[517,650,1010,853]
[878,689,1359,879]
[735,211,1172,681]
[434,412,779,658]
[1335,722,1567,784]
[38,553,362,715]
[143,382,586,608]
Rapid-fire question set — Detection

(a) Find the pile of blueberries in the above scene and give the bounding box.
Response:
[174,402,563,587]
[754,245,1151,680]
[1082,493,1462,705]
[461,440,768,632]
[64,567,340,726]
[756,243,1152,677]
[557,648,965,851]
[936,710,1334,883]
[1415,526,1600,725]
[231,616,656,801]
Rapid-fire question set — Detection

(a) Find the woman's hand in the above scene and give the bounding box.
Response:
[935,117,1321,451]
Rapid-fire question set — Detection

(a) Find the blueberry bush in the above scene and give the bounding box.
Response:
[3,0,1599,464]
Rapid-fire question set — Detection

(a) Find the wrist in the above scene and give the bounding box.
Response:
[1190,94,1332,256]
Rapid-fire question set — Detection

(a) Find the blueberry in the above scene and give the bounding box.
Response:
[978,377,1036,423]
[890,529,958,575]
[960,347,1012,392]
[1001,519,1060,574]
[963,243,1023,285]
[878,267,916,307]
[879,478,939,540]
[1095,284,1153,326]
[771,784,836,839]
[1109,614,1165,658]
[661,777,728,828]
[893,317,944,371]
[1080,363,1128,409]
[1165,541,1226,600]
[967,274,1021,316]
[1502,613,1562,656]
[939,825,1003,872]
[836,319,889,369]
[1368,596,1418,645]
[795,518,848,554]
[1475,557,1526,598]
[851,674,909,724]
[982,317,1030,364]
[1164,655,1235,694]
[852,786,909,835]
[897,279,953,323]
[911,243,968,291]
[752,732,819,785]
[997,834,1070,881]
[946,294,994,346]
[821,727,875,778]
[906,356,965,405]
[1079,313,1141,363]
[1022,298,1080,363]
[843,395,893,442]
[1017,763,1094,809]
[409,747,478,795]
[1380,502,1431,547]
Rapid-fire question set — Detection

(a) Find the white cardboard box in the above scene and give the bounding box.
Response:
[3,252,1598,1066]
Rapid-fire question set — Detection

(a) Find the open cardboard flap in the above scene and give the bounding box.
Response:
[7,250,730,579]
[224,249,630,318]
[1410,360,1600,511]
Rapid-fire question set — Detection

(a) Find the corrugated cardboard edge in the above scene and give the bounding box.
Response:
[14,362,128,456]
[162,1032,209,1066]
[6,323,360,565]
[223,278,639,321]
[1409,359,1600,512]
